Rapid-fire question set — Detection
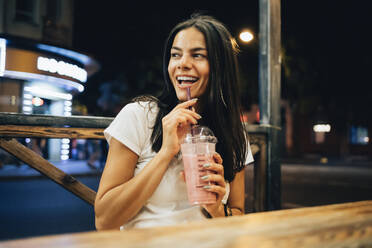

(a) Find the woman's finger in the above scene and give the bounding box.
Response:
[201,173,225,187]
[164,109,200,129]
[167,107,201,122]
[203,184,226,202]
[176,113,198,126]
[173,98,198,110]
[203,162,224,177]
[175,108,201,121]
[213,153,223,164]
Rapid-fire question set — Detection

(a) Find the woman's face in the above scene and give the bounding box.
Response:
[168,27,210,101]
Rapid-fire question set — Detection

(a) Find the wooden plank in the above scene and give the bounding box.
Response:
[0,138,96,205]
[0,112,113,128]
[1,201,371,248]
[0,125,105,139]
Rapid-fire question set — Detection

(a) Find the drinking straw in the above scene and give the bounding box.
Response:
[186,86,196,135]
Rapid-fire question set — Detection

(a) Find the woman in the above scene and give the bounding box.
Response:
[94,14,253,230]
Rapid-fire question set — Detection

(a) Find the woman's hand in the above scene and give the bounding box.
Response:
[160,99,201,157]
[201,152,227,217]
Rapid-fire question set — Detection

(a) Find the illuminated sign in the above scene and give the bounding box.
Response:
[0,38,5,77]
[3,47,85,92]
[24,86,72,100]
[313,124,331,133]
[37,56,87,82]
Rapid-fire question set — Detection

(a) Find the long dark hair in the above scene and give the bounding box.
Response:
[136,14,248,182]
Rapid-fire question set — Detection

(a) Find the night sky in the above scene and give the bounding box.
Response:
[72,1,259,114]
[72,1,372,122]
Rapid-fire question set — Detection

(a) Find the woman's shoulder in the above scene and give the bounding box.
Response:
[115,96,159,122]
[129,96,159,112]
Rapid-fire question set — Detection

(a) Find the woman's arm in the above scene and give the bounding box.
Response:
[94,138,174,230]
[227,169,245,215]
[202,160,245,217]
[95,99,201,230]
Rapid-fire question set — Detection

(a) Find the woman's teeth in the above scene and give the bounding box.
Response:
[177,76,198,85]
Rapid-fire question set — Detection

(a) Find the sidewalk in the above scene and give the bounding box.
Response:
[0,160,101,179]
[281,156,372,168]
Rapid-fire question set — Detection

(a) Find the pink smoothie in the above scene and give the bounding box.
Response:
[182,154,217,205]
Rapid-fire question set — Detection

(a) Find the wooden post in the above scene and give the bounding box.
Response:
[258,0,282,210]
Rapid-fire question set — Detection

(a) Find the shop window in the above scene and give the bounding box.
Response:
[15,0,37,24]
[350,126,369,145]
[31,97,51,115]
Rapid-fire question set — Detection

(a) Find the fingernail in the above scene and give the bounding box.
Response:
[203,163,211,168]
[191,98,198,101]
[201,175,209,180]
[203,185,212,189]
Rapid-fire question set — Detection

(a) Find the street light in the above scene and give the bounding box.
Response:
[239,30,254,43]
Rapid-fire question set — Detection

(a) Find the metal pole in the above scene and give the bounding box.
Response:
[258,0,282,210]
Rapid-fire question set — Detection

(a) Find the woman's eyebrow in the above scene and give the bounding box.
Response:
[171,46,207,52]
[192,47,207,52]
[171,46,182,51]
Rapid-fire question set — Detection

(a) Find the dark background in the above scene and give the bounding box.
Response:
[72,1,372,125]
[72,1,260,114]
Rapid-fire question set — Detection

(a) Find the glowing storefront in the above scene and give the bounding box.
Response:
[0,37,99,161]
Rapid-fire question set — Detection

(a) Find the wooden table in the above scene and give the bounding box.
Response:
[1,200,372,248]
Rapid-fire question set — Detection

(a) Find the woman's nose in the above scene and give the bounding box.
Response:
[178,55,192,69]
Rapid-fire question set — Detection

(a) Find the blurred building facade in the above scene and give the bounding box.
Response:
[243,101,371,162]
[292,109,372,162]
[0,0,99,161]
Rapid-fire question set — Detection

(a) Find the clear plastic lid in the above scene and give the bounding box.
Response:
[183,125,218,144]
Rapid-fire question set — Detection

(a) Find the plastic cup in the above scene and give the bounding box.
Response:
[181,125,217,205]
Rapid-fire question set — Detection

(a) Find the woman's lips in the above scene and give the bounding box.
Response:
[176,76,198,88]
[179,82,194,88]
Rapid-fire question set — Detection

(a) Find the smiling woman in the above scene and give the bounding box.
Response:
[94,13,253,231]
[168,27,210,101]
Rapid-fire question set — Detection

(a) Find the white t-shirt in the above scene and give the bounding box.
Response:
[104,101,254,229]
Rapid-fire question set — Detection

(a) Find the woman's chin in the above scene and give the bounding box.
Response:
[176,95,188,102]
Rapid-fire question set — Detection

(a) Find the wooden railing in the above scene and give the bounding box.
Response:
[0,113,268,212]
[0,112,112,206]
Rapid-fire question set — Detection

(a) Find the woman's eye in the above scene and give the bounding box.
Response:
[194,54,206,58]
[171,53,180,58]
